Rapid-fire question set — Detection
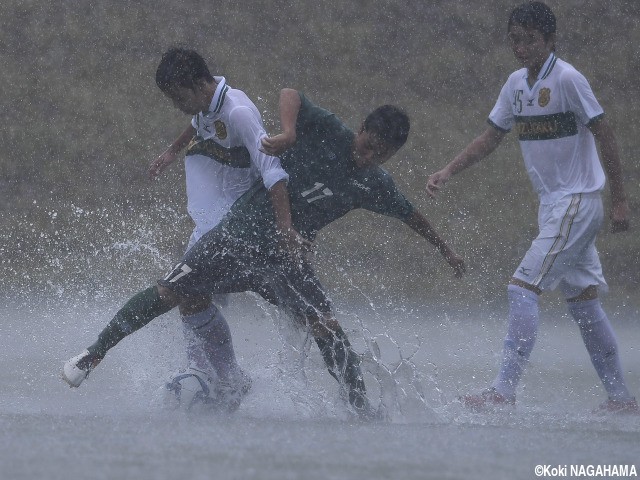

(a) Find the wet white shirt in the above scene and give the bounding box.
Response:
[488,53,606,205]
[184,77,288,247]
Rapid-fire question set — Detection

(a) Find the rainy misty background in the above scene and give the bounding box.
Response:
[1,1,640,480]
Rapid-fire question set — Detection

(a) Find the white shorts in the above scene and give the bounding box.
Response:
[512,192,607,298]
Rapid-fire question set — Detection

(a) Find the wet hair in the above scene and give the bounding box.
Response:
[155,48,215,94]
[363,105,410,151]
[508,1,556,40]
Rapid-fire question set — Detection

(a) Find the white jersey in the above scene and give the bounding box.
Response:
[488,53,606,205]
[184,77,288,247]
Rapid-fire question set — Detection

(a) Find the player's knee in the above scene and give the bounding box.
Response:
[155,284,210,314]
[507,284,540,321]
[155,284,181,309]
[309,314,340,338]
[324,316,340,332]
[566,285,598,303]
[567,297,606,327]
[178,294,212,316]
[509,278,541,296]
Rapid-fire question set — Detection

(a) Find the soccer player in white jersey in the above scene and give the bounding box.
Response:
[146,48,301,408]
[426,2,637,413]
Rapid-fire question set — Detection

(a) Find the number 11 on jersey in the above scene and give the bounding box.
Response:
[301,182,333,203]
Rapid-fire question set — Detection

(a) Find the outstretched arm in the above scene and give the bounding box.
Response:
[426,126,505,198]
[149,124,196,180]
[588,118,630,233]
[261,88,301,156]
[404,210,465,278]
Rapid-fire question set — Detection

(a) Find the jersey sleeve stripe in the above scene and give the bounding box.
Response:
[586,112,605,127]
[487,118,510,133]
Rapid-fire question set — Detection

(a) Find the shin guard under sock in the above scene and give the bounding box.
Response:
[492,284,539,399]
[568,298,632,401]
[315,327,368,411]
[182,304,239,380]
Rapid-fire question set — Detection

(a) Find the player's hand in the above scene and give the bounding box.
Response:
[444,250,466,278]
[610,199,630,233]
[260,132,296,156]
[426,169,451,199]
[149,149,178,180]
[277,227,315,261]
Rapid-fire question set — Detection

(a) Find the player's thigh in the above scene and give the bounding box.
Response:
[159,240,236,296]
[558,243,607,299]
[283,260,333,316]
[250,261,331,321]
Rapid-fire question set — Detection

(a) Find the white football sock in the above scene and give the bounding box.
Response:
[182,303,239,381]
[182,321,211,373]
[568,298,632,401]
[492,284,539,400]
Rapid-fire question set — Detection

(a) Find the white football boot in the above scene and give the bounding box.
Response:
[62,350,101,388]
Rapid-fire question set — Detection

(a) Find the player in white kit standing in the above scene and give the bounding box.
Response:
[147,48,294,409]
[426,2,637,413]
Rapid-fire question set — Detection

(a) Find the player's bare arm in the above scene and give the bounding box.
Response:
[261,88,301,156]
[426,126,505,198]
[404,210,466,278]
[268,179,313,258]
[588,118,630,233]
[149,124,196,179]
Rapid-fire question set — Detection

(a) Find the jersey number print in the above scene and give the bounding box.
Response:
[301,183,334,203]
[513,89,524,114]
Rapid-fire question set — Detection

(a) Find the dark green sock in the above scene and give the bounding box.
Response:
[315,327,368,411]
[88,286,173,358]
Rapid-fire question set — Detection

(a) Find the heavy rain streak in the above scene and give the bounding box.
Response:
[1,1,639,479]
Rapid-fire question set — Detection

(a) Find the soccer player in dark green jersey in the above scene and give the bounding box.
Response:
[64,90,465,419]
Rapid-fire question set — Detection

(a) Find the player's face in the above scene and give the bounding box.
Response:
[508,24,554,76]
[166,84,209,115]
[353,129,395,168]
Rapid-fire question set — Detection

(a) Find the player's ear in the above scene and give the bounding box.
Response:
[546,32,556,49]
[193,77,208,91]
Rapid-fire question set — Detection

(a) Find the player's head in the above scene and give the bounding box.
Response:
[354,105,410,168]
[156,48,214,93]
[507,2,556,71]
[508,2,556,41]
[156,48,215,114]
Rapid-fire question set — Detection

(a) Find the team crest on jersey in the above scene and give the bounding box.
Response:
[538,88,551,107]
[214,120,228,139]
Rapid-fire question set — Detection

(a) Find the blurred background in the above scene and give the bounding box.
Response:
[1,0,638,314]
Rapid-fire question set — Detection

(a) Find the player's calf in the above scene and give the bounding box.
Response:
[315,327,375,419]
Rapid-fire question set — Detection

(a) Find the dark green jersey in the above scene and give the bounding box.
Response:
[219,93,414,252]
